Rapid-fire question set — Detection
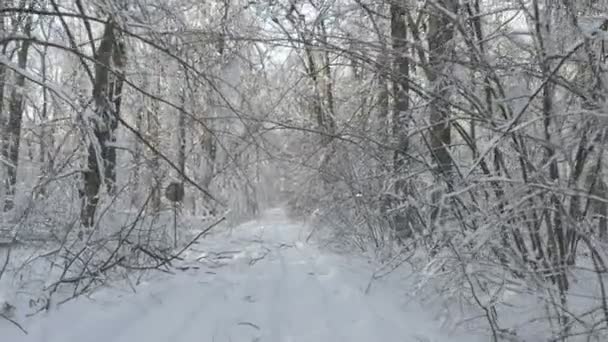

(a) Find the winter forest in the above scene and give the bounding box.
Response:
[2,0,608,341]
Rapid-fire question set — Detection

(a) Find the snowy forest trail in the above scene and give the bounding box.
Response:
[3,209,481,342]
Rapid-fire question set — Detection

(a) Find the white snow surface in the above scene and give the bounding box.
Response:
[1,208,483,342]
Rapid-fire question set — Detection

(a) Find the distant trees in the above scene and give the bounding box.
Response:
[0,0,257,227]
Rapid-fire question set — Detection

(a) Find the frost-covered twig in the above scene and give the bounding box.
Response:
[249,247,271,266]
[121,216,226,271]
[0,246,10,281]
[0,313,27,335]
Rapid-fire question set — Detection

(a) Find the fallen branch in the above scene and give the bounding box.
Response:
[237,321,261,330]
[168,216,227,264]
[249,247,271,266]
[122,216,226,271]
[0,313,28,335]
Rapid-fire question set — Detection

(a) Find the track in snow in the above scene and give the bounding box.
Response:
[2,209,481,342]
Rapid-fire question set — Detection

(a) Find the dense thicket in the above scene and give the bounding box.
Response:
[2,0,608,340]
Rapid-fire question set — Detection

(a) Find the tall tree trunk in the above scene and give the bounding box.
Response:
[3,15,32,211]
[105,66,124,196]
[81,19,124,227]
[200,124,216,215]
[147,64,164,213]
[37,45,51,197]
[531,0,570,332]
[466,0,486,157]
[427,0,458,184]
[377,53,390,142]
[320,21,336,133]
[390,0,411,239]
[131,107,143,206]
[0,3,7,206]
[147,106,162,213]
[177,88,187,176]
[175,85,187,214]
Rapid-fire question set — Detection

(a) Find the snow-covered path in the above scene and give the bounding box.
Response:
[3,209,482,342]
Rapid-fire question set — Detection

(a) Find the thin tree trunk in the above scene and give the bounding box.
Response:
[320,21,336,133]
[148,107,162,213]
[177,89,187,175]
[175,86,187,214]
[147,62,164,213]
[377,53,390,141]
[200,124,216,215]
[37,44,51,197]
[131,107,143,206]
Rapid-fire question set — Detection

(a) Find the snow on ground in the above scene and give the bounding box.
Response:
[1,208,485,342]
